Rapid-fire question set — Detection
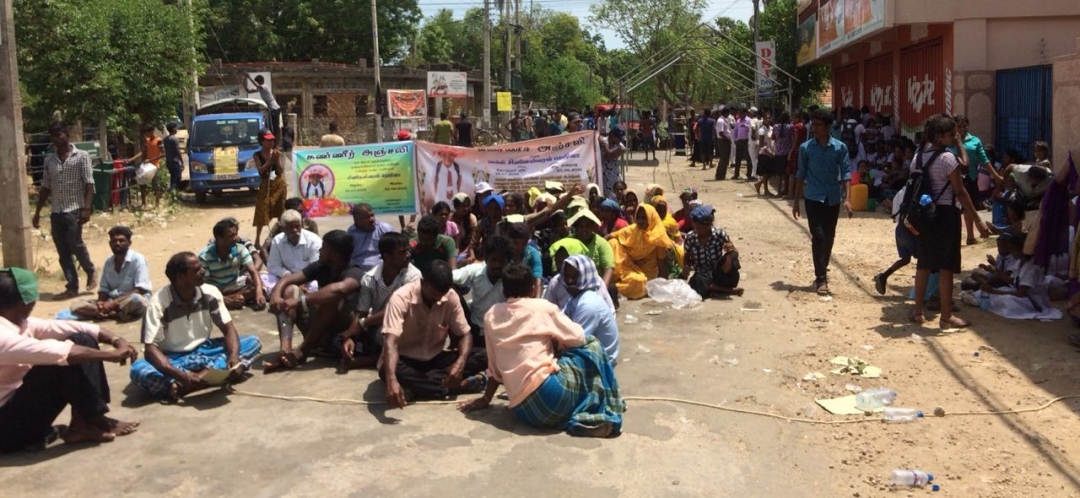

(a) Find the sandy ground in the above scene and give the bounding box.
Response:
[4,153,1080,497]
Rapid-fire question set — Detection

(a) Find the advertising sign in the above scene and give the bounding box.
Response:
[427,71,468,98]
[756,41,777,95]
[817,0,887,57]
[797,14,818,66]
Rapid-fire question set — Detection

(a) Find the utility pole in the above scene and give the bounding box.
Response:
[752,0,760,108]
[482,0,492,128]
[0,0,34,268]
[504,0,512,117]
[186,0,198,131]
[371,0,383,143]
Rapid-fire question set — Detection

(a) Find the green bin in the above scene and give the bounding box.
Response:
[92,162,112,211]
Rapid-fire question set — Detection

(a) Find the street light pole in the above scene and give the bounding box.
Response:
[483,0,492,127]
[371,0,383,143]
[752,0,760,108]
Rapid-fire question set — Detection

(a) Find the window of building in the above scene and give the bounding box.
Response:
[355,94,370,116]
[314,95,329,117]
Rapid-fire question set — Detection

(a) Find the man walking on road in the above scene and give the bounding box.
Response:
[792,109,852,296]
[33,120,97,300]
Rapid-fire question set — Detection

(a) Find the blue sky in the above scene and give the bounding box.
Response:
[416,0,755,50]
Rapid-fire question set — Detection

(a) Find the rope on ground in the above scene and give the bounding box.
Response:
[225,387,1080,424]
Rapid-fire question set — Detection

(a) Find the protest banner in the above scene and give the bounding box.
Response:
[292,141,418,218]
[387,90,427,119]
[414,131,600,213]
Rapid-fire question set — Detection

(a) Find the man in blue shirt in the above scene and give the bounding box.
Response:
[72,226,152,322]
[348,203,396,273]
[793,109,852,295]
[695,109,716,169]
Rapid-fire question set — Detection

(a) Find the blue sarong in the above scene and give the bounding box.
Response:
[512,336,626,436]
[130,335,262,399]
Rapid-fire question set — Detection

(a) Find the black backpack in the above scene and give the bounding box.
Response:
[896,148,949,236]
[840,121,858,158]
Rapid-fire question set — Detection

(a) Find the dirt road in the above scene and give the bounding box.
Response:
[5,155,1080,497]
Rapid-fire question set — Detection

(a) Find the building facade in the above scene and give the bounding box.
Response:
[798,0,1080,158]
[197,60,484,144]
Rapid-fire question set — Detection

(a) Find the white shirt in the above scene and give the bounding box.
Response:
[267,229,321,278]
[452,262,505,333]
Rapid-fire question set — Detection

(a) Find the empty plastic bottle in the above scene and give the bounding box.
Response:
[882,407,923,423]
[919,194,932,206]
[890,469,933,487]
[855,388,897,411]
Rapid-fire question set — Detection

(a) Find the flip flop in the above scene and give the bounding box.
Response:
[262,351,304,374]
[908,310,926,324]
[940,316,971,330]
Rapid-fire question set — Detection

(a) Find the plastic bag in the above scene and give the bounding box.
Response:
[645,278,702,309]
[135,162,158,186]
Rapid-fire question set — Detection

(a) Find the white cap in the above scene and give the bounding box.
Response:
[475,182,494,194]
[749,106,759,113]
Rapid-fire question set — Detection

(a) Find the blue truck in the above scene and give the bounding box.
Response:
[187,98,271,204]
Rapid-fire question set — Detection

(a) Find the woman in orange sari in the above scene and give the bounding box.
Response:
[608,204,683,299]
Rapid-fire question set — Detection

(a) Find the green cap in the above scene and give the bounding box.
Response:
[1,267,39,304]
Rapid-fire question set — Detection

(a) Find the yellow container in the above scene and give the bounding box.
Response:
[849,183,869,211]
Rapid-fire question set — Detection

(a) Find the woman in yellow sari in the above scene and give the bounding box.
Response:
[608,204,683,299]
[650,195,683,243]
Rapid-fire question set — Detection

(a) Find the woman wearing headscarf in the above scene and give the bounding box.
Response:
[607,204,682,299]
[545,239,616,312]
[597,199,629,236]
[559,255,620,361]
[650,195,683,243]
[681,205,744,298]
[621,188,640,221]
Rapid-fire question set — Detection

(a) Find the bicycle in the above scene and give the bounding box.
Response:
[475,127,510,147]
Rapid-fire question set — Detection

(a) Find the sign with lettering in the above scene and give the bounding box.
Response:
[817,0,887,57]
[414,131,601,213]
[292,142,418,217]
[756,41,777,95]
[427,71,468,98]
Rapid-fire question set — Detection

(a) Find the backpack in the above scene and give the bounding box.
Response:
[840,121,858,158]
[896,148,948,236]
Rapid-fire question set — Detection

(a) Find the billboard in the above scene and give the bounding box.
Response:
[797,14,818,66]
[426,71,468,98]
[387,90,427,119]
[756,41,777,95]
[818,0,887,57]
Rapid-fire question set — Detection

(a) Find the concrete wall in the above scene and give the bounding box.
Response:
[951,70,996,142]
[895,0,1080,24]
[1052,39,1080,167]
[985,18,1080,71]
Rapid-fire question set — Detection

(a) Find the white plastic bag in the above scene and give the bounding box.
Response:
[135,162,158,186]
[645,278,702,309]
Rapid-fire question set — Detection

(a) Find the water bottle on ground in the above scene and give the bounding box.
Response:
[890,469,933,487]
[855,388,897,411]
[882,407,923,423]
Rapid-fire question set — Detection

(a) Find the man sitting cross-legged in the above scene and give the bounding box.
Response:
[199,218,266,310]
[129,252,262,402]
[265,230,366,372]
[381,260,487,407]
[458,263,625,438]
[71,225,152,322]
[0,267,140,451]
[339,232,420,372]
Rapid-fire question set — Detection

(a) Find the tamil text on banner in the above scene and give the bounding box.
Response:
[387,90,427,119]
[293,142,418,218]
[755,41,777,95]
[414,131,601,213]
[496,92,513,112]
[427,72,468,98]
[797,14,818,66]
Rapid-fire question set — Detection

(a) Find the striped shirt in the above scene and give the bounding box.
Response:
[198,243,254,290]
[141,284,231,353]
[797,137,851,206]
[42,144,94,214]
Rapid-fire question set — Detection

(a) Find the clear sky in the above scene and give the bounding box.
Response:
[416,0,756,50]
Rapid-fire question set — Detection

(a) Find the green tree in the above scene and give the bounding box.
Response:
[417,10,456,63]
[203,0,422,64]
[753,0,829,107]
[15,0,204,133]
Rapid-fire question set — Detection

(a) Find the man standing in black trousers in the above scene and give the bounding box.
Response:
[0,267,140,452]
[791,109,852,296]
[732,107,754,180]
[715,107,733,180]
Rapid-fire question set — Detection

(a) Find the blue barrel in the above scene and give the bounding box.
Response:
[673,133,686,155]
